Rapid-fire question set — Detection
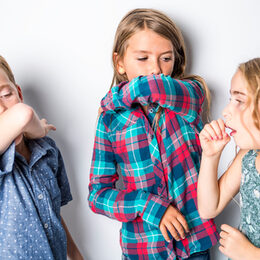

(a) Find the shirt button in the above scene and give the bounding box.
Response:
[38,194,43,200]
[149,108,154,113]
[158,183,163,188]
[44,223,48,229]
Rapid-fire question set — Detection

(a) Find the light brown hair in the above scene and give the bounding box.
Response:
[0,56,16,85]
[239,57,260,129]
[111,8,210,124]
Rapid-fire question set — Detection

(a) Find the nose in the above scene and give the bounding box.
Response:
[151,60,161,75]
[0,100,7,114]
[222,103,230,120]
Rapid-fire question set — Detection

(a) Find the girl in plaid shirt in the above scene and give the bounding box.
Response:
[89,8,219,259]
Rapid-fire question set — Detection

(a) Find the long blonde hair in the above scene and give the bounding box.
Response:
[239,58,260,129]
[111,8,210,125]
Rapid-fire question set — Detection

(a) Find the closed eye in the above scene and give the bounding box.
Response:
[137,57,148,61]
[161,57,173,62]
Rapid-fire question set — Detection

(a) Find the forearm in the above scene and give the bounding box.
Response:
[197,152,221,218]
[61,217,83,260]
[248,246,260,260]
[89,182,170,227]
[101,75,204,122]
[0,103,35,154]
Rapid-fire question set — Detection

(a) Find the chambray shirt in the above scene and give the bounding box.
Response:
[89,75,218,259]
[0,137,72,260]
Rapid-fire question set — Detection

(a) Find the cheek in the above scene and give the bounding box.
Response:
[163,62,174,76]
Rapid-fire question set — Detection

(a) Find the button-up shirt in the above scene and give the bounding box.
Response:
[0,137,72,260]
[89,74,219,259]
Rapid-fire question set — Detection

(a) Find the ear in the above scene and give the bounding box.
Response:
[113,52,125,75]
[15,85,24,102]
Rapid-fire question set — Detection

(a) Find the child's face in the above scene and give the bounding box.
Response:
[222,70,260,149]
[116,29,174,81]
[0,68,22,115]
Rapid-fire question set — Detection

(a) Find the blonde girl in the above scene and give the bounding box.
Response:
[89,8,218,259]
[198,58,260,260]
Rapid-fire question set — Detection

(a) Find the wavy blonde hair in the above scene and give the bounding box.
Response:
[239,58,260,129]
[110,8,210,124]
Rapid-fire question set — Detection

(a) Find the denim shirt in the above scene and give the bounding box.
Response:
[0,137,72,260]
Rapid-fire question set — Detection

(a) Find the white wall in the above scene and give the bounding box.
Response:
[1,0,259,259]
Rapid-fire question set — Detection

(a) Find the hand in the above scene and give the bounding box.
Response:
[219,224,257,260]
[24,118,56,139]
[199,119,230,157]
[40,118,56,136]
[98,107,103,116]
[159,205,189,242]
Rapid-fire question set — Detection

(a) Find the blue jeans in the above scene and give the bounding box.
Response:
[185,250,210,260]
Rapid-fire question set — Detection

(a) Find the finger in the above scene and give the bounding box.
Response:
[216,119,227,138]
[210,120,223,139]
[219,230,228,239]
[165,222,180,241]
[171,219,185,239]
[160,224,170,242]
[199,128,214,142]
[203,123,218,140]
[219,238,226,247]
[177,215,190,234]
[218,245,226,255]
[221,224,234,234]
[48,124,56,131]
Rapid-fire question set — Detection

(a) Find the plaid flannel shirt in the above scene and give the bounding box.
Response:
[89,74,218,259]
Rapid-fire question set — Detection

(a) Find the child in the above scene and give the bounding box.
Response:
[89,8,218,259]
[198,58,260,259]
[0,56,83,260]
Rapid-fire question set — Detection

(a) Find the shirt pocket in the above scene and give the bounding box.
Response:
[110,118,156,190]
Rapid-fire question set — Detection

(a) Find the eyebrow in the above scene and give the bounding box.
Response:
[133,50,173,55]
[230,90,247,96]
[0,84,12,90]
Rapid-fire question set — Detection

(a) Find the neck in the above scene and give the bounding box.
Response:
[16,138,31,163]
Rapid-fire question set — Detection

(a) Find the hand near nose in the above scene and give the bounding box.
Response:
[159,205,189,242]
[199,119,230,157]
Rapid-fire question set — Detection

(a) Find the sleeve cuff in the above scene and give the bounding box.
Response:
[139,191,171,228]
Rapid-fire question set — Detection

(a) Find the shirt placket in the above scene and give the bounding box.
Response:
[145,105,168,198]
[29,158,53,240]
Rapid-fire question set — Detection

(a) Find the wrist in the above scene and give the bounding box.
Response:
[247,244,260,260]
[201,151,222,160]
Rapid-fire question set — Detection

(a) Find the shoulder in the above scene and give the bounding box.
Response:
[40,136,58,149]
[224,149,249,178]
[34,136,60,157]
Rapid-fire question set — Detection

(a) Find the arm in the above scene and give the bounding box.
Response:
[197,119,243,218]
[61,217,84,260]
[219,224,260,260]
[101,74,204,123]
[0,103,55,154]
[88,114,171,228]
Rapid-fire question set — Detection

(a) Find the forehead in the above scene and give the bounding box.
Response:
[127,29,173,52]
[230,70,248,96]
